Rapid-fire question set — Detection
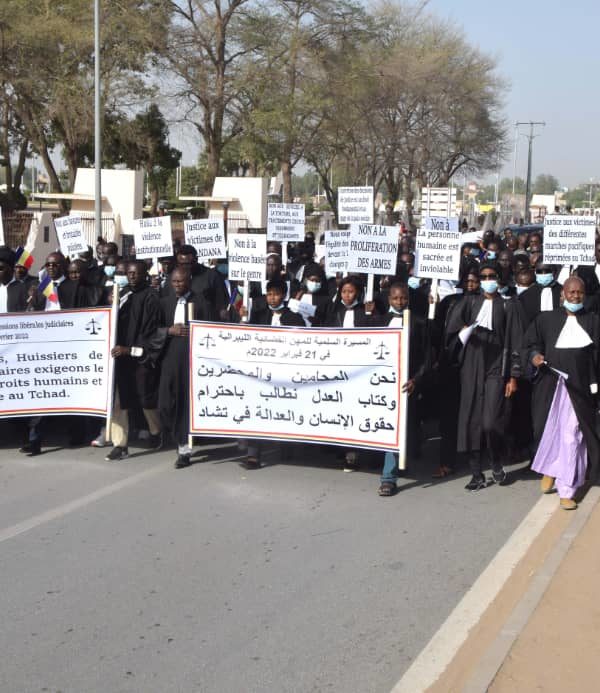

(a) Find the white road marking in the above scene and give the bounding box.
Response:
[0,462,170,545]
[390,493,557,693]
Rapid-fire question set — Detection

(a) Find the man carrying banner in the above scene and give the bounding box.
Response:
[0,246,28,313]
[106,261,162,461]
[525,276,600,509]
[157,268,211,469]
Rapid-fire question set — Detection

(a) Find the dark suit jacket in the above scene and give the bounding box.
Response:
[249,305,305,327]
[5,281,28,312]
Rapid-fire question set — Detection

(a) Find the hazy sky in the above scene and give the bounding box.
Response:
[426,0,599,188]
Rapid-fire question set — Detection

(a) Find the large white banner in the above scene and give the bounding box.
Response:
[267,203,305,243]
[325,229,350,275]
[54,215,88,256]
[0,308,112,417]
[347,224,398,274]
[543,215,596,266]
[189,323,408,458]
[132,216,173,259]
[227,233,267,281]
[415,216,461,280]
[338,187,374,225]
[184,218,226,260]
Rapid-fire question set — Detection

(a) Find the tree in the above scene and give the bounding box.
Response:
[533,173,560,195]
[119,105,181,214]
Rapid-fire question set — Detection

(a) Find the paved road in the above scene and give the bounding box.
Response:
[0,427,539,693]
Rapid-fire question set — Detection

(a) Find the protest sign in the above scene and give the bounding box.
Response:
[414,216,461,280]
[227,233,267,281]
[53,215,88,257]
[131,216,173,259]
[267,203,305,243]
[0,308,112,418]
[338,187,374,225]
[189,322,409,461]
[346,224,399,274]
[184,218,226,260]
[325,229,350,275]
[543,215,596,266]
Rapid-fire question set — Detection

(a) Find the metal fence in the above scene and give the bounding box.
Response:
[2,213,33,249]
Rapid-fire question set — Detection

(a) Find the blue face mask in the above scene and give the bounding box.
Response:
[563,300,584,313]
[516,285,529,295]
[470,248,480,257]
[306,280,321,293]
[498,285,509,295]
[114,275,128,288]
[216,263,228,276]
[389,305,404,315]
[407,276,420,290]
[269,303,284,312]
[486,251,497,260]
[536,273,554,287]
[481,280,498,294]
[103,265,116,277]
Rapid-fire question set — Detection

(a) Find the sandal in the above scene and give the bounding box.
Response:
[242,456,261,470]
[432,465,454,478]
[378,482,397,497]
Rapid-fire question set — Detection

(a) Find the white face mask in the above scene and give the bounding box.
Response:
[268,303,284,311]
[306,280,321,293]
[114,275,128,288]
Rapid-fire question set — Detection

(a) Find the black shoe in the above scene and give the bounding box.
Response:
[105,446,129,461]
[147,433,163,450]
[19,440,41,456]
[175,454,192,469]
[242,457,261,470]
[492,469,508,485]
[464,474,486,491]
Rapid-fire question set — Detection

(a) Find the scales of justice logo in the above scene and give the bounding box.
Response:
[85,317,102,335]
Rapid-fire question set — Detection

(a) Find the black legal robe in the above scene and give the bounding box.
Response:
[114,285,161,409]
[446,294,522,453]
[323,303,374,328]
[249,305,305,327]
[524,308,600,466]
[5,281,28,312]
[372,311,431,386]
[163,265,228,319]
[518,282,561,326]
[157,291,209,446]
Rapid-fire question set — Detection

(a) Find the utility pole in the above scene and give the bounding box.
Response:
[94,0,102,242]
[516,121,545,223]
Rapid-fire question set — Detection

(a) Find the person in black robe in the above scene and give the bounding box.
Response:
[574,241,600,297]
[430,267,481,477]
[0,246,28,313]
[28,252,82,311]
[324,276,372,328]
[446,261,522,490]
[106,260,162,461]
[524,276,600,508]
[519,262,561,327]
[372,282,431,495]
[238,279,304,468]
[163,244,228,319]
[156,268,212,469]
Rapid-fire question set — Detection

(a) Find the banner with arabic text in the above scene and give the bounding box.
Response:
[189,322,408,457]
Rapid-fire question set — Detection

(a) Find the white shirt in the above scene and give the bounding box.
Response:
[540,287,554,312]
[0,278,15,313]
[173,293,191,324]
[342,308,355,328]
[555,315,593,349]
[475,298,494,330]
[270,311,281,326]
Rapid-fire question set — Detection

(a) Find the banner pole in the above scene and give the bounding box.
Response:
[425,186,438,320]
[105,283,119,440]
[187,302,194,451]
[241,280,249,322]
[399,309,410,470]
[365,273,374,314]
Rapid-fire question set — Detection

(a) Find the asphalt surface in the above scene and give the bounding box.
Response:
[0,423,540,693]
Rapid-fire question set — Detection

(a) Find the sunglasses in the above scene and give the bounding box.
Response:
[480,273,498,279]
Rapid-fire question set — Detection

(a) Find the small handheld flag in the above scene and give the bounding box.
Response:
[38,275,58,303]
[14,246,34,270]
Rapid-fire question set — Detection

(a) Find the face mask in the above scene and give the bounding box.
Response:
[470,248,480,257]
[536,273,554,287]
[407,276,420,290]
[343,299,358,309]
[389,305,404,315]
[306,280,321,293]
[563,300,584,313]
[486,251,497,260]
[269,303,284,311]
[498,285,509,295]
[236,284,245,296]
[516,285,529,295]
[481,280,498,294]
[104,265,116,277]
[216,263,228,276]
[114,275,128,288]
